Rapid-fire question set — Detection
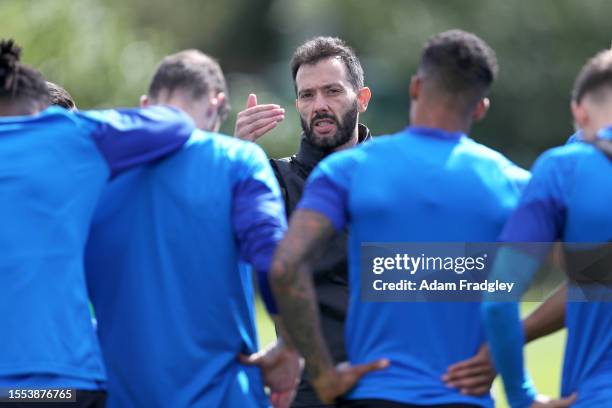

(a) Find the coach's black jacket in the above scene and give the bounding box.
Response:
[270,124,371,408]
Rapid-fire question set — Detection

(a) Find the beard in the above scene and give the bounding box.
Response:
[301,100,358,151]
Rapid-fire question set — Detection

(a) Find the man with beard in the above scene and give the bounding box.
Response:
[235,36,372,408]
[268,30,533,407]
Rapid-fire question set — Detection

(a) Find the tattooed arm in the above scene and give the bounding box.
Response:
[270,209,388,403]
[271,209,335,376]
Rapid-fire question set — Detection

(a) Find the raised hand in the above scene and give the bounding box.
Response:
[234,93,285,142]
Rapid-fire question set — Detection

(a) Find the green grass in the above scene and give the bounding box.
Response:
[255,299,566,408]
[255,297,277,347]
[503,303,566,407]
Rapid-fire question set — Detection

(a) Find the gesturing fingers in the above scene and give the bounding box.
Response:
[235,103,285,142]
[246,93,258,109]
[239,104,284,118]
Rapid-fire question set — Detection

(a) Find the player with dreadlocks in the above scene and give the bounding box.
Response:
[0,39,193,407]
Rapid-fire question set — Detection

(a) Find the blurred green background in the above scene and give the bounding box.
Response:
[4,0,603,405]
[4,0,612,166]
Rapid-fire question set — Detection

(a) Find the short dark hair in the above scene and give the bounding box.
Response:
[419,30,498,105]
[0,39,49,107]
[46,81,76,110]
[572,49,612,103]
[148,49,230,120]
[290,36,364,92]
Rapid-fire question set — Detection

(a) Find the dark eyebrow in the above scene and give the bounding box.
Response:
[322,83,344,90]
[298,83,344,95]
[298,87,314,95]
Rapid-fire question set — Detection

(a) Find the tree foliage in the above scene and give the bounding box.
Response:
[3,0,611,165]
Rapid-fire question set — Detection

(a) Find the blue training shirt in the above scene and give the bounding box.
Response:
[0,106,193,388]
[297,126,530,406]
[85,130,286,408]
[489,127,612,408]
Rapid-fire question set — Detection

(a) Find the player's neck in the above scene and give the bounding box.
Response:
[411,108,472,135]
[0,100,43,117]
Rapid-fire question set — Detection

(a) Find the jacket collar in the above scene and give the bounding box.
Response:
[295,123,371,172]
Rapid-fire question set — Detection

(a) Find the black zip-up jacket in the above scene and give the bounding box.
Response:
[269,124,371,407]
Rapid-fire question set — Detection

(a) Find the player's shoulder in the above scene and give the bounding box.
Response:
[460,137,510,162]
[532,142,593,175]
[317,139,371,176]
[526,141,605,195]
[186,129,261,153]
[40,105,74,118]
[461,138,531,183]
[523,143,589,201]
[3,106,92,136]
[186,130,266,160]
[327,129,403,163]
[545,140,598,159]
[361,128,409,151]
[28,106,82,126]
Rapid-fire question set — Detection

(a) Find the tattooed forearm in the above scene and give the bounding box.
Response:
[270,209,336,380]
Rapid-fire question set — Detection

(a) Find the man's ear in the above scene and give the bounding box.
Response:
[210,92,225,109]
[140,95,150,108]
[357,87,372,113]
[571,100,589,129]
[472,97,490,123]
[409,75,422,101]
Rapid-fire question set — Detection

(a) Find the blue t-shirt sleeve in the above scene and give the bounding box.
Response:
[231,144,287,314]
[485,151,571,407]
[482,247,541,408]
[504,163,531,194]
[78,106,195,177]
[297,151,358,231]
[500,152,566,243]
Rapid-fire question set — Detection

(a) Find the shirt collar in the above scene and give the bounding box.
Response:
[566,131,582,144]
[597,126,612,141]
